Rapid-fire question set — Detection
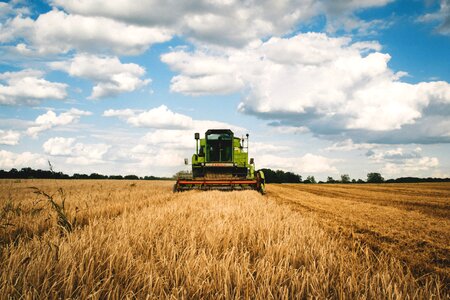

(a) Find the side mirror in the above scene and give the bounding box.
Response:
[250,158,254,164]
[195,132,200,140]
[184,158,188,165]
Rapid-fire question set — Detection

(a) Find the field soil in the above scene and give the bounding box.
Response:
[0,180,448,299]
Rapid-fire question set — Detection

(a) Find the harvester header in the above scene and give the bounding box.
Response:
[174,129,265,193]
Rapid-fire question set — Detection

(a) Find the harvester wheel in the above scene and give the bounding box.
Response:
[256,171,266,195]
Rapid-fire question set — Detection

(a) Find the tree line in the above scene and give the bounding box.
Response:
[260,169,449,184]
[0,167,448,183]
[0,168,169,180]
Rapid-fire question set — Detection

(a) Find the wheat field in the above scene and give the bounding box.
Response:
[0,180,448,299]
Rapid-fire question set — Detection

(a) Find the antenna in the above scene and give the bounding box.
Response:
[195,132,199,155]
[246,133,249,153]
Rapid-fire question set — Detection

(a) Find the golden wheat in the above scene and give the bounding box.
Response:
[0,180,447,299]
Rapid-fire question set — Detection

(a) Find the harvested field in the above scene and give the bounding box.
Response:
[268,183,450,278]
[0,180,448,299]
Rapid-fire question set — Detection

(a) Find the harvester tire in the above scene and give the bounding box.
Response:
[256,171,266,195]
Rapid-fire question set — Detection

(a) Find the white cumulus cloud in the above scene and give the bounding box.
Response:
[43,137,76,155]
[49,0,393,48]
[0,150,47,170]
[325,139,375,152]
[0,69,67,105]
[382,157,439,177]
[161,51,244,95]
[417,0,450,36]
[0,10,172,55]
[50,0,318,47]
[366,147,440,177]
[27,108,91,138]
[104,105,193,129]
[257,153,339,174]
[103,105,245,132]
[162,32,450,142]
[0,129,20,145]
[50,54,150,99]
[43,136,110,165]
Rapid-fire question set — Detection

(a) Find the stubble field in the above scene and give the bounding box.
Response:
[0,180,448,299]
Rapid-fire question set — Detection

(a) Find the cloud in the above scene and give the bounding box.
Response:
[257,153,339,174]
[0,10,172,55]
[104,105,193,129]
[323,0,394,35]
[27,108,91,138]
[132,108,191,129]
[65,142,111,165]
[367,147,423,161]
[325,139,375,151]
[382,157,439,177]
[42,137,75,155]
[162,32,450,143]
[366,147,440,177]
[0,2,17,19]
[43,136,110,165]
[0,1,30,21]
[128,145,187,168]
[103,105,245,132]
[161,51,244,95]
[250,142,291,155]
[50,54,150,99]
[49,0,394,48]
[50,0,316,48]
[267,125,310,135]
[0,149,47,170]
[102,108,136,119]
[0,69,67,105]
[0,130,20,145]
[418,0,450,36]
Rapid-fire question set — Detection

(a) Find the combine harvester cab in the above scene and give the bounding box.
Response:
[174,129,265,194]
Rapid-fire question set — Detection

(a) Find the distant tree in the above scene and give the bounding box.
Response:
[304,175,316,184]
[340,174,351,183]
[326,176,336,183]
[259,168,302,183]
[73,173,89,179]
[351,179,356,183]
[89,173,107,179]
[357,179,365,183]
[367,172,384,183]
[275,170,285,181]
[260,169,279,183]
[0,167,171,180]
[280,171,302,183]
[124,175,139,180]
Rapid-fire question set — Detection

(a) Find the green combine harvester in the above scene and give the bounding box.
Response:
[174,129,265,194]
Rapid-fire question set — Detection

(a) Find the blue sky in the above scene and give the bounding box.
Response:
[0,0,449,180]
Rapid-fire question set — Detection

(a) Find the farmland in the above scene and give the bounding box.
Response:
[0,180,448,299]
